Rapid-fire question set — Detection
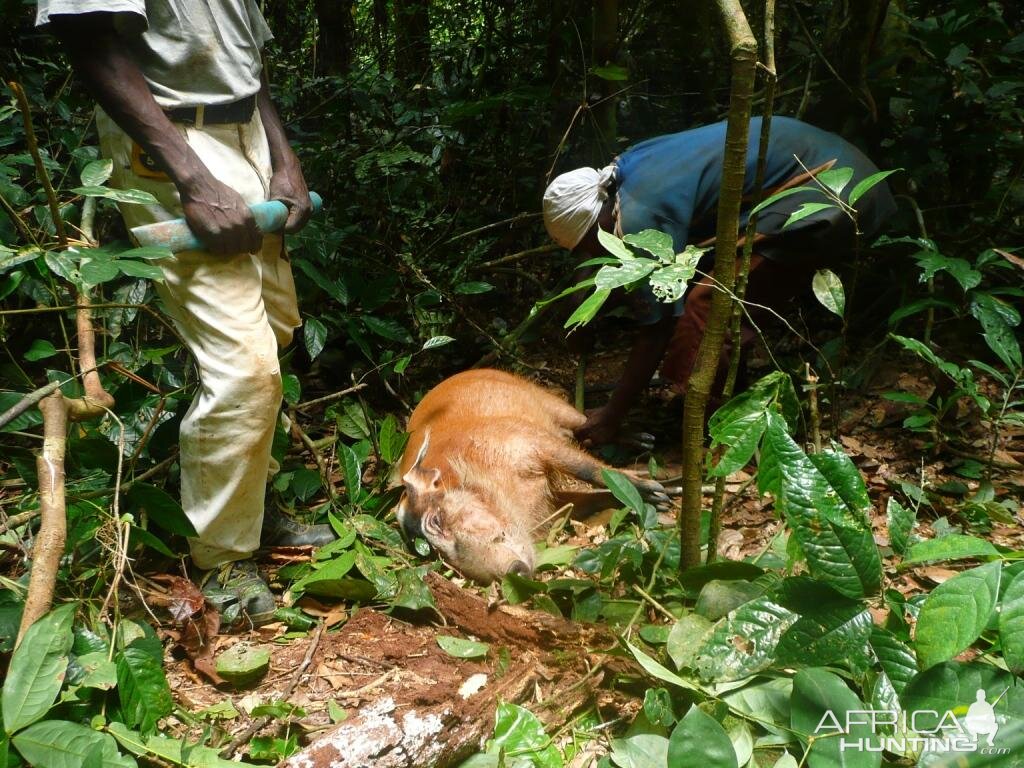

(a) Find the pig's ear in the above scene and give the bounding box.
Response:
[402,429,442,493]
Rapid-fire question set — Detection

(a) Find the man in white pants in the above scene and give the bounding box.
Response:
[37,0,333,625]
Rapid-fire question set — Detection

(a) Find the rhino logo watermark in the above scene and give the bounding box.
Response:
[813,688,1010,756]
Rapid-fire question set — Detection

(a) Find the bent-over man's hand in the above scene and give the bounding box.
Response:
[180,175,263,255]
[269,157,311,233]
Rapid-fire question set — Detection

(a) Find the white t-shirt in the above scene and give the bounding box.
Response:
[36,0,272,109]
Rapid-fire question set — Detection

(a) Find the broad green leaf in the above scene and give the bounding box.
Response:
[886,497,915,556]
[422,335,455,350]
[668,706,738,768]
[24,339,57,361]
[338,442,362,502]
[749,186,819,217]
[609,734,669,768]
[601,469,645,516]
[304,316,328,361]
[12,720,135,768]
[591,64,629,81]
[869,627,917,697]
[564,288,611,329]
[806,449,872,520]
[0,246,45,276]
[776,601,873,669]
[125,483,196,537]
[848,169,901,206]
[623,230,674,262]
[377,413,407,465]
[708,410,768,477]
[902,534,999,565]
[666,614,714,670]
[782,202,837,230]
[915,561,1002,670]
[361,315,411,343]
[790,668,881,768]
[648,259,699,303]
[2,603,76,734]
[914,251,983,292]
[815,167,854,198]
[115,260,165,281]
[627,641,701,692]
[643,688,676,727]
[722,678,793,740]
[436,636,489,659]
[453,281,493,295]
[594,258,657,291]
[679,561,766,592]
[289,551,360,597]
[108,722,247,767]
[115,246,172,260]
[999,569,1024,675]
[71,186,158,205]
[116,637,173,735]
[811,269,845,317]
[488,702,561,768]
[79,257,120,286]
[970,292,1022,370]
[695,597,798,682]
[598,228,634,260]
[391,566,436,611]
[79,159,113,187]
[73,652,117,691]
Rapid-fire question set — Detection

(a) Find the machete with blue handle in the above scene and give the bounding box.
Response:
[129,191,323,252]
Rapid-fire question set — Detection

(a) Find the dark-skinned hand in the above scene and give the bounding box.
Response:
[269,159,312,233]
[180,175,262,256]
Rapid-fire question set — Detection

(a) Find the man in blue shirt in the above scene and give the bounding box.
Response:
[543,117,896,446]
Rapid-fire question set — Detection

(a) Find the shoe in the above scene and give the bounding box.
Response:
[200,559,276,627]
[261,505,335,548]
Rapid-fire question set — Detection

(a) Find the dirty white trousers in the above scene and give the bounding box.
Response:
[97,108,301,569]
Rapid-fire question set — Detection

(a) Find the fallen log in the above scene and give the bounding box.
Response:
[283,573,615,768]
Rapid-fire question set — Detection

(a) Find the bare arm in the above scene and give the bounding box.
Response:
[50,13,261,255]
[574,313,675,446]
[257,71,311,233]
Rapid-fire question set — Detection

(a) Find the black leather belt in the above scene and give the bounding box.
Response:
[164,94,257,126]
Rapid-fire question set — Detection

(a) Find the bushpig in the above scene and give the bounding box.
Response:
[396,369,671,583]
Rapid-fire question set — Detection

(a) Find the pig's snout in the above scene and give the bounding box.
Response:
[507,560,532,577]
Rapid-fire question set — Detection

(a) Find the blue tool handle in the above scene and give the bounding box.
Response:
[130,191,322,253]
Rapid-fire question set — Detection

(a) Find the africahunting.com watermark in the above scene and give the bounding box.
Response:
[814,689,1010,755]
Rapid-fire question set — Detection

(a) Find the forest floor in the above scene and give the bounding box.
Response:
[148,329,1024,765]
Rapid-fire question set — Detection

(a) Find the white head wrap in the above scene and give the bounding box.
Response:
[543,164,618,250]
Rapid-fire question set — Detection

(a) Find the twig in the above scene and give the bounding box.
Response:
[471,244,562,271]
[806,363,822,453]
[222,622,326,758]
[0,381,63,431]
[444,212,541,244]
[294,383,368,412]
[9,81,68,248]
[289,408,331,485]
[72,451,179,501]
[632,584,678,622]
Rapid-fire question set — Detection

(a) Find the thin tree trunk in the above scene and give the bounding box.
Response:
[591,0,619,161]
[394,0,431,84]
[314,0,354,76]
[707,0,777,565]
[679,1,757,571]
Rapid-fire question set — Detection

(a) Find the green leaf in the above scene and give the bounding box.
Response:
[116,637,173,735]
[436,636,489,659]
[24,339,57,362]
[74,652,118,691]
[391,566,437,611]
[488,702,561,768]
[648,247,703,302]
[722,678,793,740]
[668,706,738,768]
[708,411,768,477]
[811,269,845,317]
[79,257,120,286]
[125,483,196,537]
[594,258,657,291]
[914,251,983,292]
[999,569,1024,675]
[902,534,999,565]
[115,246,172,261]
[623,230,675,262]
[377,414,407,465]
[338,442,362,502]
[970,292,1022,370]
[12,720,135,768]
[886,497,915,556]
[601,469,645,516]
[609,734,669,768]
[782,202,837,230]
[695,596,798,682]
[667,615,714,671]
[304,316,328,361]
[790,668,880,768]
[422,335,455,350]
[281,373,301,405]
[915,561,1002,670]
[564,288,611,329]
[597,228,634,260]
[815,167,854,198]
[848,169,901,207]
[114,260,165,281]
[453,281,494,295]
[627,641,701,692]
[71,186,158,205]
[776,601,873,669]
[643,687,675,727]
[749,186,819,217]
[868,627,917,696]
[361,315,411,343]
[591,64,629,81]
[2,603,76,734]
[79,159,113,187]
